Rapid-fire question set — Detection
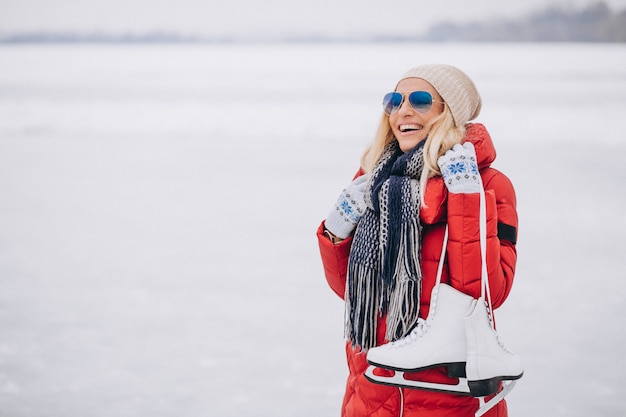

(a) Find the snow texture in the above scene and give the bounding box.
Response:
[0,42,625,416]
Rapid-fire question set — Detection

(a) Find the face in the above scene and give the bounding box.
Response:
[389,78,445,152]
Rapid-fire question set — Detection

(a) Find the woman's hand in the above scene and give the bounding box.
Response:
[325,175,369,239]
[437,142,481,194]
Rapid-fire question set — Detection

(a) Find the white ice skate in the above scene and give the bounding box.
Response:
[465,298,524,398]
[366,283,474,375]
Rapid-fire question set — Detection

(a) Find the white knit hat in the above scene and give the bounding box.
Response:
[398,64,482,127]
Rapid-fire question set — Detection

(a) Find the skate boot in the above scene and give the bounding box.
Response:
[367,283,474,374]
[464,299,524,398]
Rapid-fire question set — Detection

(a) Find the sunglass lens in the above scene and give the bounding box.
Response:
[382,92,403,115]
[408,91,433,113]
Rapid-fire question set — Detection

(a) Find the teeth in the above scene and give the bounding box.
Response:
[400,124,422,132]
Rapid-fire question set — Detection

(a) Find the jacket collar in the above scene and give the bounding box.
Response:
[465,123,496,170]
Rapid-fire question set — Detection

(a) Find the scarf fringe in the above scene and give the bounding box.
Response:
[384,279,421,343]
[383,216,423,342]
[345,263,379,350]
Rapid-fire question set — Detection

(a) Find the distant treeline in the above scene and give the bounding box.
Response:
[419,1,626,42]
[0,31,210,44]
[1,1,624,43]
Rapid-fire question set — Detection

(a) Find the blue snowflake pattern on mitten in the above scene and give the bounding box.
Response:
[469,160,479,175]
[439,155,481,193]
[339,194,362,223]
[449,162,466,175]
[437,143,482,194]
[325,174,369,239]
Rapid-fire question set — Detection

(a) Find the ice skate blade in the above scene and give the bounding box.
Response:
[475,381,516,417]
[364,365,471,395]
[365,366,518,417]
[367,358,467,376]
[468,371,523,397]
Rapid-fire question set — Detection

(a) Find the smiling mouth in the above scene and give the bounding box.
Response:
[399,124,422,133]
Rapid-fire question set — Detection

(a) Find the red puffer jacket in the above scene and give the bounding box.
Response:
[317,123,518,417]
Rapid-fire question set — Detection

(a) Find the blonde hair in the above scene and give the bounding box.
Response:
[360,105,466,206]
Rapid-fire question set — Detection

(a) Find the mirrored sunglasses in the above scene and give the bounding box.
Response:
[382,91,444,115]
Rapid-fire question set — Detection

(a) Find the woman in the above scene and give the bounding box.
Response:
[317,64,519,416]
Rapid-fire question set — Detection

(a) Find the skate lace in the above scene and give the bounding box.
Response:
[390,318,429,348]
[493,327,515,354]
[484,299,515,355]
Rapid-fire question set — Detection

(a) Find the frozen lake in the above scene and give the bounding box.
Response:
[0,42,625,416]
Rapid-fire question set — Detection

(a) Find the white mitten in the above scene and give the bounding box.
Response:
[437,142,481,194]
[325,175,369,239]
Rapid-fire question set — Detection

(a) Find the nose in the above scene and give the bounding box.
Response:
[397,94,415,115]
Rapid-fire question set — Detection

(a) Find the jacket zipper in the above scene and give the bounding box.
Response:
[398,387,404,417]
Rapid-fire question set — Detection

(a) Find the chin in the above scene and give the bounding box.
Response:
[397,137,426,152]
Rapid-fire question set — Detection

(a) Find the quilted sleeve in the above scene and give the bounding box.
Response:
[317,221,353,299]
[445,169,518,308]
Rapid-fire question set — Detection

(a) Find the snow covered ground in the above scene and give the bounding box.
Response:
[0,42,625,416]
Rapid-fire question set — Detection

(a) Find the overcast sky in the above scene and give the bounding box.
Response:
[2,0,626,38]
